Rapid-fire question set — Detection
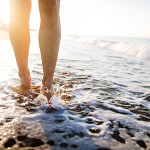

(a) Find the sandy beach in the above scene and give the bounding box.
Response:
[0,29,150,150]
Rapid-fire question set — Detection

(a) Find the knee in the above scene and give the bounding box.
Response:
[39,0,60,21]
[10,0,31,21]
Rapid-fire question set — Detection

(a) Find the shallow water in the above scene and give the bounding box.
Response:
[0,33,150,150]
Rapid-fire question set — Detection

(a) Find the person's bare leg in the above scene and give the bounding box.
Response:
[9,0,31,89]
[38,0,61,99]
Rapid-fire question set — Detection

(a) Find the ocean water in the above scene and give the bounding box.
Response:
[0,33,150,150]
[69,35,150,61]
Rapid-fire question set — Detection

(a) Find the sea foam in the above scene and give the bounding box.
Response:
[68,35,150,61]
[34,94,64,110]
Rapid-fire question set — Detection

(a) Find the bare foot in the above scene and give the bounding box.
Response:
[40,83,55,100]
[18,69,31,89]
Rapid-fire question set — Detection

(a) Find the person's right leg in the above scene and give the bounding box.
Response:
[9,0,31,89]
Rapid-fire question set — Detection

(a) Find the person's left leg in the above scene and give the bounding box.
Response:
[38,0,61,100]
[9,0,31,89]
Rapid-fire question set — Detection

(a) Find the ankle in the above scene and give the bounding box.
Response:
[18,68,30,78]
[18,68,31,89]
[42,78,53,87]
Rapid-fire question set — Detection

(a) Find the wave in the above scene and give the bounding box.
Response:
[67,35,150,61]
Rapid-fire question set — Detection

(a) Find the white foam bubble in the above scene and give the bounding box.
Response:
[34,94,64,110]
[50,95,64,109]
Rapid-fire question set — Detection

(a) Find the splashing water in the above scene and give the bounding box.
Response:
[34,94,64,110]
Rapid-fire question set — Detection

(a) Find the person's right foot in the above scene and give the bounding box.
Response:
[19,69,31,89]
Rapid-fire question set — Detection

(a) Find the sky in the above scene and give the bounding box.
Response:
[0,0,150,38]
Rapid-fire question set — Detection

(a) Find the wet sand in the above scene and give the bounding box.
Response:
[0,31,150,150]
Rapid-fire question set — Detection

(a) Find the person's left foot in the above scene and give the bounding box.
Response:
[40,84,55,100]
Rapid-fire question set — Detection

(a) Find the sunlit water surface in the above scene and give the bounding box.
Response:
[0,33,150,150]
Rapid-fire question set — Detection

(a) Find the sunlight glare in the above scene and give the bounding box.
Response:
[1,0,40,29]
[1,0,150,38]
[3,0,9,26]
